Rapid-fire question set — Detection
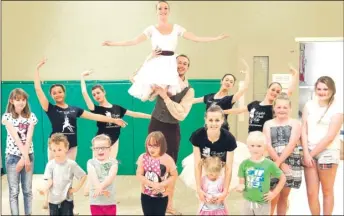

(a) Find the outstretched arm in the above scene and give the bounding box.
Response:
[34,58,49,112]
[102,33,147,47]
[232,59,250,103]
[81,111,127,127]
[223,106,248,115]
[287,64,299,97]
[193,97,204,104]
[183,32,229,43]
[81,70,95,111]
[126,110,151,119]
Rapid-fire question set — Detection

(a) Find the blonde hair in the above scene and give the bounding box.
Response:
[92,134,112,146]
[6,88,31,119]
[201,156,224,175]
[48,133,69,149]
[247,131,266,147]
[273,92,291,107]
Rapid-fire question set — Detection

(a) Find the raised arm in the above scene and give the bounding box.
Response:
[80,70,95,111]
[275,120,301,166]
[232,59,250,103]
[126,110,151,119]
[287,64,299,97]
[102,33,147,47]
[193,97,204,104]
[164,88,195,121]
[81,111,127,127]
[183,32,229,43]
[34,58,49,111]
[223,106,248,115]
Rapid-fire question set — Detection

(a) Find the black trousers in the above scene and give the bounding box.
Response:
[141,193,168,216]
[49,200,74,216]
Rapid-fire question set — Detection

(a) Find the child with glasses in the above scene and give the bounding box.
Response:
[136,131,178,215]
[87,134,118,215]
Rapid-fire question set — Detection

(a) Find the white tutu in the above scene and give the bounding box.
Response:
[179,141,250,191]
[128,55,181,101]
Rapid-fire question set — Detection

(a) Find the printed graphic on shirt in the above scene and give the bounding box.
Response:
[143,154,168,197]
[246,167,265,192]
[17,121,30,142]
[202,147,226,159]
[62,115,75,133]
[104,111,121,128]
[249,108,266,126]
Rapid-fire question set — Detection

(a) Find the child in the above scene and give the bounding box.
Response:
[263,92,302,215]
[199,156,228,215]
[102,1,228,101]
[236,131,286,215]
[38,133,87,215]
[2,88,38,215]
[87,134,118,215]
[136,131,178,215]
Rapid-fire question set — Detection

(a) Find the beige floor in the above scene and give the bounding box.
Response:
[1,175,244,215]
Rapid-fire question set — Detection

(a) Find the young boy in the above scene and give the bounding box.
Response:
[38,133,87,215]
[236,131,286,215]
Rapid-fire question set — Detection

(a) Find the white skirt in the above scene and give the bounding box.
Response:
[128,55,181,101]
[179,141,250,191]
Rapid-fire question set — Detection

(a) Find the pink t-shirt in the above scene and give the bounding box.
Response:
[137,153,177,197]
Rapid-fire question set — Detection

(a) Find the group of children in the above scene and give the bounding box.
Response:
[2,0,343,215]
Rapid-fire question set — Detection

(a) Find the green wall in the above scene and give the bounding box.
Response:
[1,80,220,175]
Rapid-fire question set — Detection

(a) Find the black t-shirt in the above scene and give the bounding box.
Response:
[190,127,237,162]
[247,101,273,133]
[91,104,127,143]
[203,93,234,130]
[46,103,84,147]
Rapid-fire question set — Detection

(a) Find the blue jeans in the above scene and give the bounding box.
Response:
[6,154,34,215]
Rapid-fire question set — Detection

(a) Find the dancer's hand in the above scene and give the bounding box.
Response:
[36,58,47,70]
[81,70,93,77]
[288,63,298,75]
[280,163,292,175]
[101,190,111,198]
[197,189,207,203]
[92,187,104,198]
[235,183,245,192]
[263,191,277,202]
[112,118,128,128]
[216,34,229,40]
[152,85,168,100]
[215,192,227,204]
[102,41,114,46]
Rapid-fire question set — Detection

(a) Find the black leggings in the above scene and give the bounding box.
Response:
[141,193,168,216]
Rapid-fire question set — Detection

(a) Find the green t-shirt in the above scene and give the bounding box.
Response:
[238,158,282,204]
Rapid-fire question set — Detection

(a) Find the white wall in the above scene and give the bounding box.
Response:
[304,42,344,101]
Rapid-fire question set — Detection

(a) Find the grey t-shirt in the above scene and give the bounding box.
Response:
[44,159,86,204]
[87,158,117,205]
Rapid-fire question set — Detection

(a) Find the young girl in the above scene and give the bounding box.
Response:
[102,1,228,101]
[199,156,228,215]
[180,105,237,208]
[2,88,38,215]
[87,134,118,215]
[193,58,250,131]
[263,92,302,215]
[136,131,178,215]
[81,70,151,160]
[301,76,343,215]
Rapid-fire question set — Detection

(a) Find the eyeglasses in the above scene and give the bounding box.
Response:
[147,144,160,149]
[92,146,111,151]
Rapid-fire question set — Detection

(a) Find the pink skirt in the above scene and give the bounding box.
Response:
[199,208,228,215]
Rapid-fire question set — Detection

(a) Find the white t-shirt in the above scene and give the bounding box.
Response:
[1,112,38,156]
[306,99,343,150]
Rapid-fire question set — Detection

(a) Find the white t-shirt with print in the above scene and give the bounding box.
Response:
[306,99,343,150]
[1,112,38,156]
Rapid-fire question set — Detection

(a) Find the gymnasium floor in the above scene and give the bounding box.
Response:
[1,161,343,215]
